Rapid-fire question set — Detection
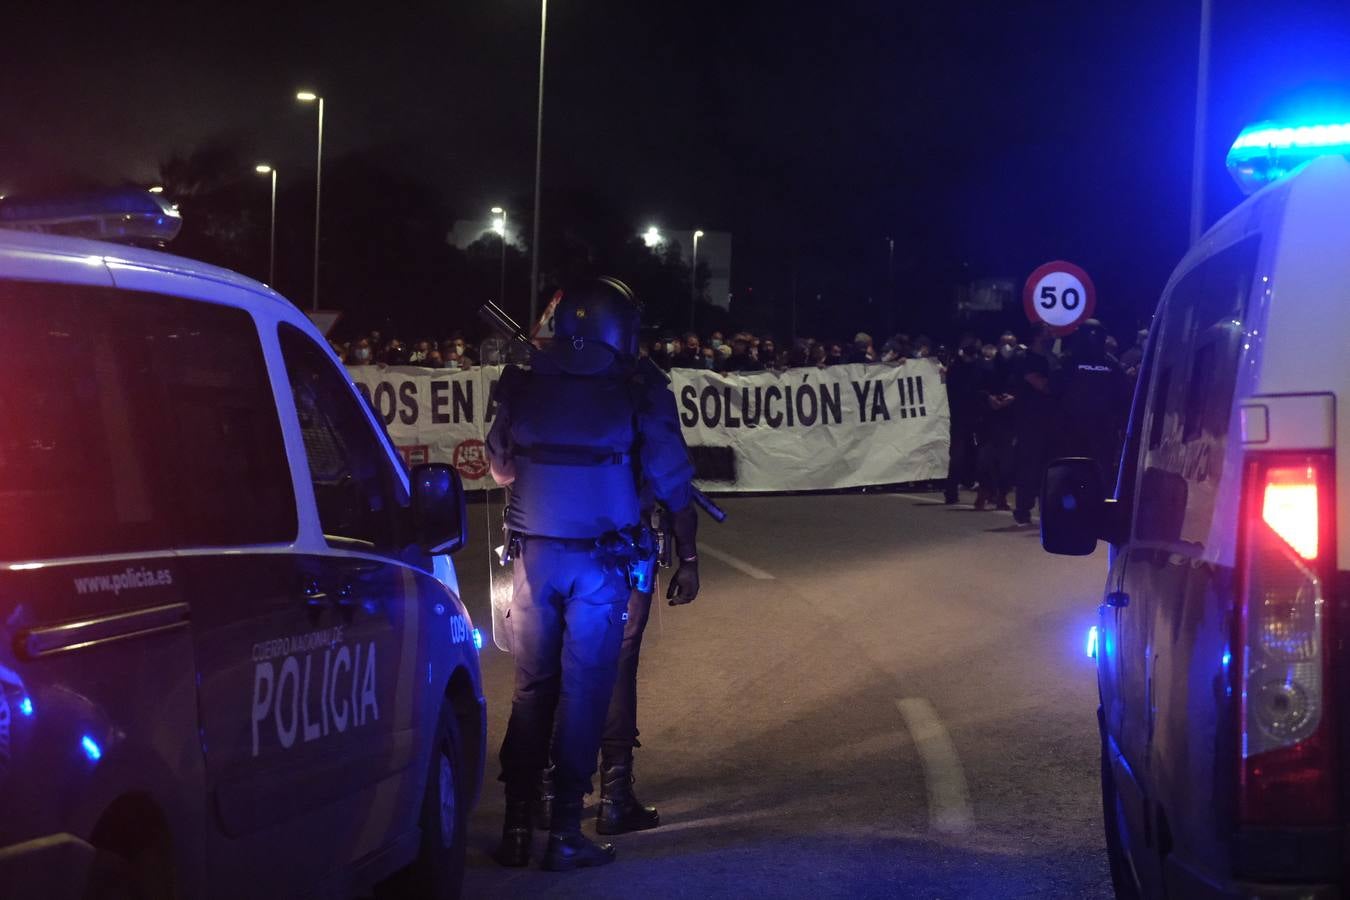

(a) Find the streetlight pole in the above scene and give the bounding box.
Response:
[255,165,278,285]
[529,0,548,328]
[1189,0,1212,247]
[492,206,508,304]
[886,236,895,335]
[297,91,324,311]
[690,229,704,331]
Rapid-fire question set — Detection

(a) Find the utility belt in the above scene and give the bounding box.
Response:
[502,522,660,592]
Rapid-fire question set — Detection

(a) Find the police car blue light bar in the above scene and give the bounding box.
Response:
[0,187,182,246]
[1227,119,1350,195]
[81,734,103,762]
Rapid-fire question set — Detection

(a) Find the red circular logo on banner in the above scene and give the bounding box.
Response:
[452,439,490,481]
[1023,260,1097,335]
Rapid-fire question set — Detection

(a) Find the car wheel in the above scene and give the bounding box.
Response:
[1100,719,1141,900]
[407,701,468,899]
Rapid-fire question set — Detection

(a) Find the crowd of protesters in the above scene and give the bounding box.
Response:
[944,320,1143,524]
[331,319,1144,525]
[333,331,481,370]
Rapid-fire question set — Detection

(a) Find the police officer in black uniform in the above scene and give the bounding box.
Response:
[1053,318,1129,484]
[487,277,700,871]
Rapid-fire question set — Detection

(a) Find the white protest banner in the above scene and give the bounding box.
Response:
[346,359,950,493]
[670,360,950,491]
[347,365,499,489]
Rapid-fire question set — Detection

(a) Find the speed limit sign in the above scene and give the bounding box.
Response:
[1023,260,1096,334]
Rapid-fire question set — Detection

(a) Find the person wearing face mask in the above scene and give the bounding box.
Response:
[350,338,374,365]
[670,332,704,369]
[975,334,1018,510]
[708,331,724,352]
[408,340,431,364]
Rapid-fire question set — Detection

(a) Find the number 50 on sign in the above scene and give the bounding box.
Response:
[1023,260,1096,335]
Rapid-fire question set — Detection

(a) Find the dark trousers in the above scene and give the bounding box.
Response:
[601,587,654,763]
[946,425,977,499]
[1014,426,1051,515]
[498,538,628,803]
[977,427,1015,496]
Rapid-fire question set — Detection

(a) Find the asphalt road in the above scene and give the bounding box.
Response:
[454,489,1113,899]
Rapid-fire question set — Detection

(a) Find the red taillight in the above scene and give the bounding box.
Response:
[1238,453,1336,826]
[1263,465,1321,560]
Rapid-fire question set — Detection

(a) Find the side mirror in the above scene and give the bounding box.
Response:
[411,463,468,554]
[1041,458,1107,556]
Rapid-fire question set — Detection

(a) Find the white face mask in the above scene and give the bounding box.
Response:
[355,347,371,362]
[710,338,723,350]
[999,344,1015,359]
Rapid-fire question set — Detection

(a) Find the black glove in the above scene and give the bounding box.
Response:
[666,560,700,605]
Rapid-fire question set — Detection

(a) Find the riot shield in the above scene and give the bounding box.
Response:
[479,341,515,652]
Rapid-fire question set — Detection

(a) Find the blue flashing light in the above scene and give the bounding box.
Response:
[1227,118,1350,194]
[1222,650,1232,670]
[472,628,484,652]
[18,696,33,717]
[81,735,103,762]
[1086,625,1099,660]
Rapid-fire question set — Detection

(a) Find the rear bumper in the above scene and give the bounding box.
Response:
[0,833,94,899]
[1167,855,1339,899]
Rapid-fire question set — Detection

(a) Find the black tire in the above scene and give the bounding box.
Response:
[1100,715,1141,900]
[406,702,468,900]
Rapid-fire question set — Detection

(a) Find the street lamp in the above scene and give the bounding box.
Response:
[690,229,704,330]
[491,206,508,304]
[529,0,549,327]
[296,90,324,311]
[148,185,164,194]
[256,165,278,285]
[643,226,662,249]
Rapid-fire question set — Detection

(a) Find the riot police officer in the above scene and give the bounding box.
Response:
[486,277,700,871]
[1053,318,1129,484]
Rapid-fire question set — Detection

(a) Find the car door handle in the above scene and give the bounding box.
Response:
[1106,591,1131,608]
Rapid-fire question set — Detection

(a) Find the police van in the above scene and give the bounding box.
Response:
[0,210,486,899]
[1042,124,1350,899]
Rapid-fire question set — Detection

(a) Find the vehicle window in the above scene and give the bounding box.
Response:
[0,280,295,561]
[1135,236,1260,545]
[279,323,406,550]
[1114,328,1157,504]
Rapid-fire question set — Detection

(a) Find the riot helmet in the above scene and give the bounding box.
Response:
[1071,318,1109,363]
[547,276,642,375]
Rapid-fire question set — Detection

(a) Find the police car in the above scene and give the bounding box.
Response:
[0,203,486,899]
[1042,121,1350,899]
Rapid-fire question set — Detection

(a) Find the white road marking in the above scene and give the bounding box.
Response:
[699,543,775,580]
[896,698,974,834]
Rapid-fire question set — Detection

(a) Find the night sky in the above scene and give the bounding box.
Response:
[5,1,1350,335]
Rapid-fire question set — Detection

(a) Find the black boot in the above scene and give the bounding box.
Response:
[596,759,660,835]
[542,799,616,871]
[493,799,532,868]
[533,766,555,831]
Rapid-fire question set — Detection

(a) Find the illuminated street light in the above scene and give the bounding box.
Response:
[491,207,508,302]
[643,226,662,248]
[296,90,325,311]
[255,164,278,285]
[690,229,705,330]
[148,185,165,194]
